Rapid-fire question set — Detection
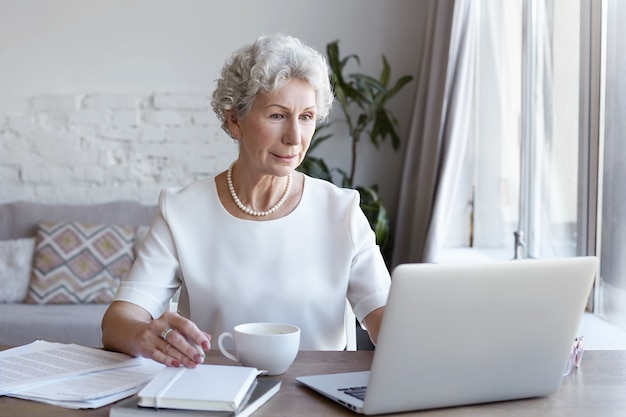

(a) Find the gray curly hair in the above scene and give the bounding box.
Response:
[211,34,334,138]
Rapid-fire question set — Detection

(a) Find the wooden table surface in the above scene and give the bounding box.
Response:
[1,349,626,417]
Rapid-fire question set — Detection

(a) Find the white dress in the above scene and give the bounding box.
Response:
[114,174,391,350]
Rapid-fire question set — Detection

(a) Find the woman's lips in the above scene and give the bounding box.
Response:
[273,154,297,162]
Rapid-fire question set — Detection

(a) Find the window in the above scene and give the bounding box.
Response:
[442,0,626,333]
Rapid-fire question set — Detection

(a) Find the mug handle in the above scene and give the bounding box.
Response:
[217,332,239,362]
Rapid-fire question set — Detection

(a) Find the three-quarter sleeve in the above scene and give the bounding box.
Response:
[113,190,182,319]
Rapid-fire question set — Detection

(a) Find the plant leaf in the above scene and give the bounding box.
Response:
[297,156,332,182]
[379,55,391,87]
[385,75,414,101]
[335,168,351,188]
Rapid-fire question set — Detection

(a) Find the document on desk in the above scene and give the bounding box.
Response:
[0,340,150,395]
[9,361,164,409]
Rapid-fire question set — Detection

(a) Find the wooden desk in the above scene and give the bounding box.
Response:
[1,350,625,417]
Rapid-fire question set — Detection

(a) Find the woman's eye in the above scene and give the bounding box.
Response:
[269,113,284,120]
[300,113,314,121]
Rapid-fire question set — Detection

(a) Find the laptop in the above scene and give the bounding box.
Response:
[297,256,598,415]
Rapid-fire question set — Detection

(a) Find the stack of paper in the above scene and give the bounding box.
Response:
[0,340,164,409]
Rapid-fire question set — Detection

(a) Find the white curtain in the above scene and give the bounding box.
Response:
[392,0,479,266]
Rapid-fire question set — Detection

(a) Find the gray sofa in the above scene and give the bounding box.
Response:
[0,201,158,347]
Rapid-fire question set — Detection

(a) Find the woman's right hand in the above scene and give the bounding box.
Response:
[102,301,211,368]
[139,310,212,368]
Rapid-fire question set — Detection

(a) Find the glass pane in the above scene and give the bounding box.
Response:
[473,0,522,256]
[441,0,522,259]
[523,0,580,259]
[597,0,626,330]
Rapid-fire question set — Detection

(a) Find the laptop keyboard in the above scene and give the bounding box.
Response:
[338,386,368,401]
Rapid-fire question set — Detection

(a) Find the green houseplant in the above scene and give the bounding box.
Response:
[298,40,413,267]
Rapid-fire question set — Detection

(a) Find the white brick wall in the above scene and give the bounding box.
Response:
[0,92,238,205]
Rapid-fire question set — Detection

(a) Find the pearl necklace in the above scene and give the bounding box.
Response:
[227,161,292,217]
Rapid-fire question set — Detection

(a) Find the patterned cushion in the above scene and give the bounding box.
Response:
[25,221,136,304]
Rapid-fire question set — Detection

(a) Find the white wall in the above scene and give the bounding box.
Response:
[0,0,427,222]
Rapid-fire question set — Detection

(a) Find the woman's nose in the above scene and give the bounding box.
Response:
[282,120,302,145]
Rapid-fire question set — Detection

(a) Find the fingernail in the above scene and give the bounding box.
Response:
[172,360,181,367]
[201,341,210,351]
[194,354,204,364]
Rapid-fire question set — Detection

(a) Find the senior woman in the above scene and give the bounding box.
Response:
[101,34,391,368]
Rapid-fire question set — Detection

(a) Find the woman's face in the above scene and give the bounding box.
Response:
[228,79,317,178]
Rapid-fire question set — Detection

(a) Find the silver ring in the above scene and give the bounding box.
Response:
[161,327,174,341]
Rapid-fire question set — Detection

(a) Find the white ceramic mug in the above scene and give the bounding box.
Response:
[217,322,300,375]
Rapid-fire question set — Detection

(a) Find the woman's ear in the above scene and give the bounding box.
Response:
[226,111,241,139]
